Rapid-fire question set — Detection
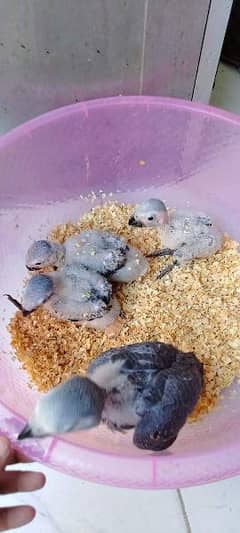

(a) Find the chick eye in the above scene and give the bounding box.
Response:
[153,430,160,439]
[35,262,41,266]
[148,216,154,221]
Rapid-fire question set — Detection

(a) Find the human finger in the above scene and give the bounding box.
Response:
[0,470,46,494]
[0,438,11,470]
[0,505,36,531]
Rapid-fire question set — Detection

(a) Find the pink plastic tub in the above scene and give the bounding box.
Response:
[0,96,240,489]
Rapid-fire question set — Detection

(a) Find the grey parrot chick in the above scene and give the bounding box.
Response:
[6,264,121,331]
[26,229,148,283]
[26,240,64,271]
[129,198,224,278]
[18,376,106,440]
[17,342,203,450]
[87,341,203,449]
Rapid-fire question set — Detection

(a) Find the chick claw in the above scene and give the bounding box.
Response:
[147,248,175,258]
[156,260,178,280]
[103,419,126,433]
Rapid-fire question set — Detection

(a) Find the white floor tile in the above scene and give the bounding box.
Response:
[182,476,240,533]
[3,462,187,533]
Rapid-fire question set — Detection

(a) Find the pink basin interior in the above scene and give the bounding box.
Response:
[0,96,240,489]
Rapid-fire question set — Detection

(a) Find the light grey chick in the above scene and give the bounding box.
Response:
[6,264,121,334]
[129,198,223,278]
[26,230,148,283]
[18,376,106,440]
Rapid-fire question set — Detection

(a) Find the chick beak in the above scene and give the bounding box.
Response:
[17,424,34,440]
[26,265,39,272]
[128,216,143,227]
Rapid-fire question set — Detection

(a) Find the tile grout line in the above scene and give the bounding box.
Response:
[139,0,149,95]
[177,489,192,533]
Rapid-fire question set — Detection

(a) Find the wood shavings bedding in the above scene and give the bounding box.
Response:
[8,202,240,421]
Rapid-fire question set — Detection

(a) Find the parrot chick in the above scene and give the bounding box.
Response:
[6,264,121,334]
[18,376,106,440]
[87,341,203,449]
[26,229,148,283]
[129,198,224,279]
[133,351,203,450]
[17,342,203,450]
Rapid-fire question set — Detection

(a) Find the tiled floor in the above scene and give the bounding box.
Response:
[2,63,240,532]
[4,461,240,533]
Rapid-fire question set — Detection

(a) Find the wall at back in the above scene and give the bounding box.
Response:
[0,0,213,132]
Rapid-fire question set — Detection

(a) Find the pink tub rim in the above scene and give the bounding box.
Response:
[1,397,240,490]
[1,95,240,151]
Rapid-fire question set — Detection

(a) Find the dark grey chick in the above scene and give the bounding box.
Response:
[88,342,203,448]
[86,342,167,431]
[17,342,203,452]
[133,352,203,450]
